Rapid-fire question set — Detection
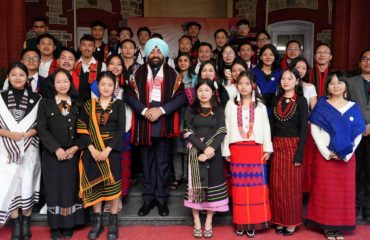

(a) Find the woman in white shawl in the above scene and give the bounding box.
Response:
[0,62,41,240]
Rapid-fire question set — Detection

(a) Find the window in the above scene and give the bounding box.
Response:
[268,21,314,65]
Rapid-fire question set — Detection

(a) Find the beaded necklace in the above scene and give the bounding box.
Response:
[274,94,297,121]
[237,101,255,138]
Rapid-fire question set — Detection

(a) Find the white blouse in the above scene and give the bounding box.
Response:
[222,99,273,157]
[303,83,317,106]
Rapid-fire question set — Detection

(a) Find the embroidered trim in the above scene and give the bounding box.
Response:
[8,89,29,122]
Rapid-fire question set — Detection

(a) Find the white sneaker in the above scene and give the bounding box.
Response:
[39,204,47,214]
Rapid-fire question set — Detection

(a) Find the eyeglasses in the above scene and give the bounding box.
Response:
[361,57,370,63]
[316,51,331,56]
[257,38,268,42]
[23,56,40,62]
[287,48,300,52]
[222,52,235,57]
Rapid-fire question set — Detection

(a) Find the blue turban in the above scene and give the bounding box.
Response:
[144,38,169,59]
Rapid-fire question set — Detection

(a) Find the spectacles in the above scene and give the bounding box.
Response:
[222,52,235,57]
[257,38,268,42]
[287,48,300,52]
[361,57,370,63]
[316,51,331,56]
[23,56,40,62]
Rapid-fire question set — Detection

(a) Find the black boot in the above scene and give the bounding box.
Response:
[107,214,118,240]
[11,216,22,240]
[22,215,32,240]
[87,213,104,240]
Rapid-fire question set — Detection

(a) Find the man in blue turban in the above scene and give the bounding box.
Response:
[126,37,186,217]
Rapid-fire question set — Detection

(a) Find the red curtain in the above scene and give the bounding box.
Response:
[0,0,26,68]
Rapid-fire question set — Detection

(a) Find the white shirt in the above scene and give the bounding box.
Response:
[77,57,106,73]
[194,59,202,75]
[39,59,53,78]
[136,47,145,65]
[303,83,317,107]
[311,101,362,162]
[222,99,273,156]
[224,84,238,100]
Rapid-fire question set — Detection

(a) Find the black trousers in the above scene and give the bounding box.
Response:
[140,137,170,203]
[356,136,370,211]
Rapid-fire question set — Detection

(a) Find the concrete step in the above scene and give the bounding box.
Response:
[31,181,232,226]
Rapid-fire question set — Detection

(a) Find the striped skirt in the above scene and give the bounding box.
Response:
[230,141,271,231]
[270,137,303,227]
[306,151,356,231]
[303,124,315,192]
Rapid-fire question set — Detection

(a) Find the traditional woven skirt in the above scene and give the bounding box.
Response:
[270,137,303,227]
[121,132,132,196]
[306,151,356,231]
[230,141,271,231]
[42,150,86,229]
[302,124,315,192]
[184,152,229,212]
[79,150,122,207]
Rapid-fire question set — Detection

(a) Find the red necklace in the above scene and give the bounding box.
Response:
[274,94,297,121]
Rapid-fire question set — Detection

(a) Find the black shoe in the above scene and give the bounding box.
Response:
[11,216,22,240]
[283,228,295,236]
[88,213,104,240]
[62,228,73,239]
[275,227,284,235]
[138,200,155,216]
[51,229,62,240]
[107,214,118,240]
[22,215,32,240]
[157,202,169,216]
[364,208,370,223]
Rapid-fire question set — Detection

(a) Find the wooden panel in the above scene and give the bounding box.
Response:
[144,0,228,18]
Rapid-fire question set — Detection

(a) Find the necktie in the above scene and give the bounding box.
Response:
[27,77,34,90]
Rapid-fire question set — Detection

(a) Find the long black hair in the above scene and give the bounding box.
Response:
[197,60,217,81]
[192,79,219,115]
[7,62,29,91]
[256,44,280,70]
[175,52,194,79]
[49,68,78,104]
[277,67,303,97]
[234,71,264,107]
[289,56,311,83]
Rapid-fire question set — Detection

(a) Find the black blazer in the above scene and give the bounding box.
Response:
[37,97,80,154]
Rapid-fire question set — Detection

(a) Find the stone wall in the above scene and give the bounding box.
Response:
[26,0,72,46]
[119,0,143,27]
[234,0,257,27]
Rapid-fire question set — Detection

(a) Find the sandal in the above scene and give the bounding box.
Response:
[335,231,344,240]
[204,228,213,239]
[324,230,336,240]
[170,179,183,190]
[193,228,202,238]
[235,229,244,236]
[246,229,255,238]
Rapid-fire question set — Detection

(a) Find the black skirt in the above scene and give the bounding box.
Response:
[42,149,86,229]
